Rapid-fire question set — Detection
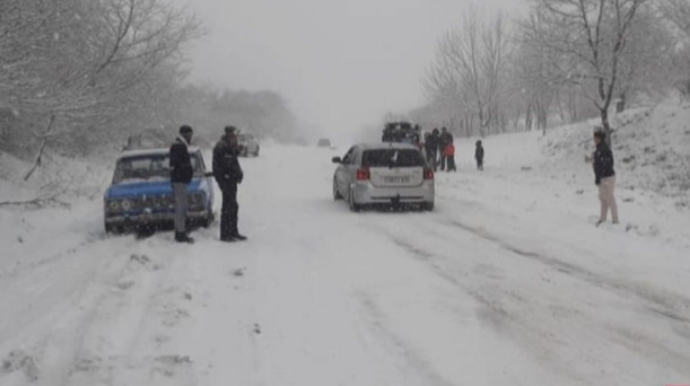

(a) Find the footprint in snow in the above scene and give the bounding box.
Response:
[2,350,40,382]
[154,335,171,346]
[70,357,103,374]
[130,254,151,265]
[153,355,192,377]
[232,268,246,277]
[116,281,135,291]
[160,304,191,327]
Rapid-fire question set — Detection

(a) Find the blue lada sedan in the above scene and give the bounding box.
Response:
[104,147,214,234]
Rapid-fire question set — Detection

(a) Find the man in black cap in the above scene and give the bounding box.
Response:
[170,125,195,243]
[213,126,247,242]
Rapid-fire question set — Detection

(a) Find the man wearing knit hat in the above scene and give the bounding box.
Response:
[213,126,247,242]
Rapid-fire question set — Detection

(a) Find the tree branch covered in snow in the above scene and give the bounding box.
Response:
[425,10,512,137]
[0,0,202,159]
[418,0,684,139]
[0,195,70,209]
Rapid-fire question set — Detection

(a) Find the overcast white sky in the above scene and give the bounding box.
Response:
[172,0,527,139]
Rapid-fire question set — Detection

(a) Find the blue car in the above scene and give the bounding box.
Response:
[104,147,215,234]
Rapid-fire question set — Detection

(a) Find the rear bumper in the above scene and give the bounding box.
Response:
[352,181,435,205]
[105,210,209,227]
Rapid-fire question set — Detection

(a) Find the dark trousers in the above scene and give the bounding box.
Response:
[427,150,437,170]
[440,155,447,171]
[172,183,188,233]
[220,184,239,239]
[447,156,456,171]
[477,159,484,171]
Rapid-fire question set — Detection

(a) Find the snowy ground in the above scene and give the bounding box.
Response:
[1,109,690,385]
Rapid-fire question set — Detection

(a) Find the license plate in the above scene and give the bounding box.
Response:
[384,176,410,184]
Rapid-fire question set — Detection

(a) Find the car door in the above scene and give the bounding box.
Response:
[336,147,357,196]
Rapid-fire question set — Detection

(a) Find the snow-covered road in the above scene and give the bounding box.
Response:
[2,144,690,386]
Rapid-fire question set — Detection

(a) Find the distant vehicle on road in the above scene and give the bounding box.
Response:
[103,148,214,234]
[238,133,260,157]
[332,143,435,212]
[317,138,332,148]
[382,121,421,145]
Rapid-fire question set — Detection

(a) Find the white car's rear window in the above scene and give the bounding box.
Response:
[362,149,424,168]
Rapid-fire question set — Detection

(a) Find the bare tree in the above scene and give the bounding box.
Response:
[661,0,690,38]
[660,0,690,100]
[426,11,511,137]
[524,0,649,143]
[515,9,571,133]
[0,0,202,164]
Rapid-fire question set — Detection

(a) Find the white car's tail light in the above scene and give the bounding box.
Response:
[356,167,370,181]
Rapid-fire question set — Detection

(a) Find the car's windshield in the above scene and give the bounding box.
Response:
[362,149,425,168]
[112,153,203,184]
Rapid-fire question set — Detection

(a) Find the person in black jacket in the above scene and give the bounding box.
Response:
[475,140,484,171]
[426,128,440,171]
[170,125,195,243]
[593,131,619,226]
[213,126,246,242]
[439,127,453,171]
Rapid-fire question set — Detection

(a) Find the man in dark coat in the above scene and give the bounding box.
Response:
[213,126,246,242]
[170,125,195,243]
[593,130,618,225]
[439,127,453,171]
[426,128,440,170]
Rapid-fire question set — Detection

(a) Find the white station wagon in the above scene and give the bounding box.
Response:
[332,143,435,212]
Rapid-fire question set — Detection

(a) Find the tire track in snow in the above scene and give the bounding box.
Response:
[0,230,106,280]
[435,176,690,328]
[353,293,458,386]
[368,216,690,379]
[1,247,134,386]
[37,237,201,386]
[443,218,690,329]
[57,249,177,386]
[379,232,590,385]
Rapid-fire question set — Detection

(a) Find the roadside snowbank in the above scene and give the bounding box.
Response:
[450,102,690,247]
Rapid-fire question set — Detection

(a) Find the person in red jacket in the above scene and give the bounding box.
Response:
[443,140,456,172]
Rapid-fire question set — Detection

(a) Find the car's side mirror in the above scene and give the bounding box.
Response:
[332,157,342,164]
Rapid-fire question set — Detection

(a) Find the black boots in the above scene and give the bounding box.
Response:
[220,233,247,243]
[175,232,194,244]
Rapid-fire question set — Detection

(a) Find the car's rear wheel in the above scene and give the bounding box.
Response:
[105,223,123,235]
[333,179,343,201]
[348,187,361,212]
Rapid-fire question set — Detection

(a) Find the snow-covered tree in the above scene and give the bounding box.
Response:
[0,0,201,160]
[522,0,650,143]
[426,11,511,137]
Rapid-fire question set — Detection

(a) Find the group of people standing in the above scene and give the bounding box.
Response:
[424,127,456,172]
[168,125,618,244]
[422,127,485,172]
[169,125,247,244]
